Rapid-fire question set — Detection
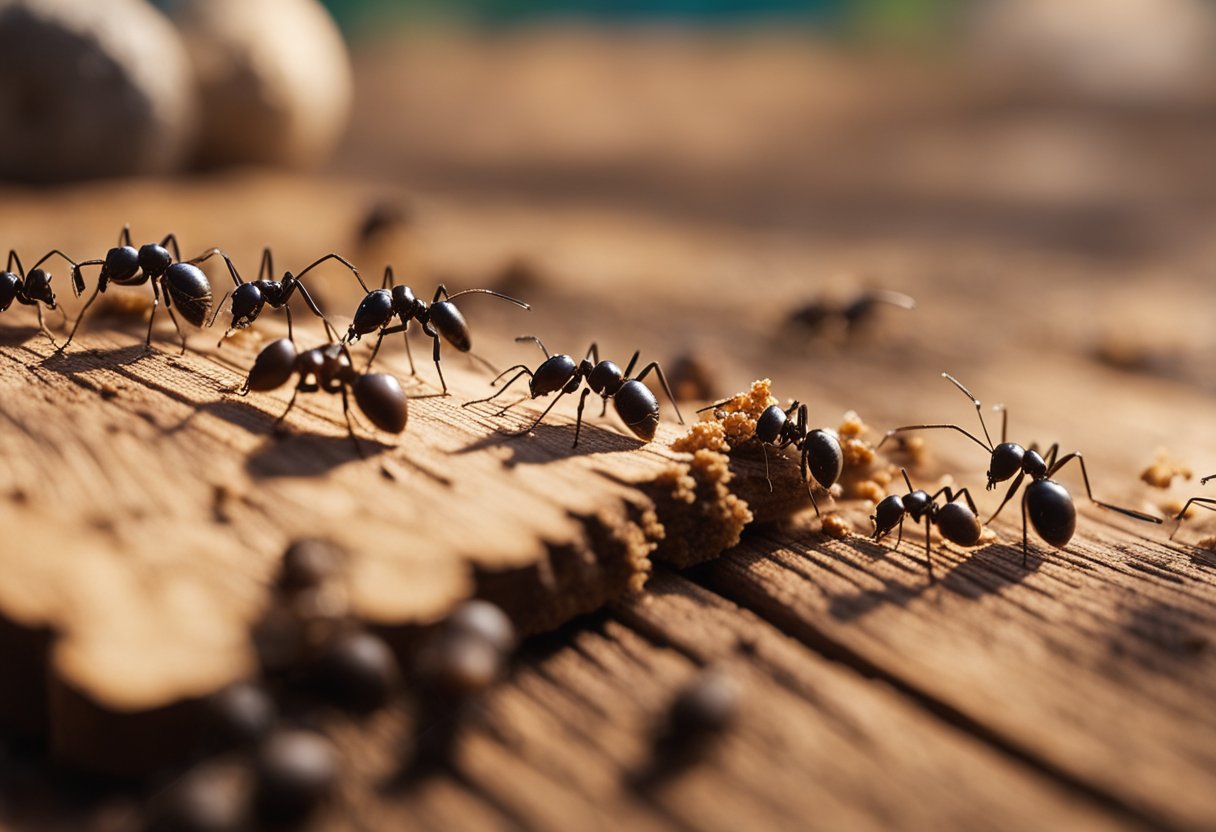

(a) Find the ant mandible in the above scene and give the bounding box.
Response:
[206,248,351,345]
[343,265,530,396]
[878,373,1161,563]
[461,336,684,447]
[63,226,219,353]
[1170,474,1216,541]
[1,249,77,346]
[241,338,407,455]
[697,397,842,516]
[871,468,983,581]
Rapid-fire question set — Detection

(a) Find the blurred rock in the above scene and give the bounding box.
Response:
[169,0,352,169]
[966,0,1216,106]
[0,0,195,182]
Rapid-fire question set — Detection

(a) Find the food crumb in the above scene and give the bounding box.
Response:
[821,514,851,539]
[1140,449,1192,489]
[837,410,867,439]
[842,437,874,467]
[671,421,729,454]
[1197,536,1216,550]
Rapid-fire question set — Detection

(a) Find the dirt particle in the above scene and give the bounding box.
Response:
[822,513,852,539]
[1140,449,1192,489]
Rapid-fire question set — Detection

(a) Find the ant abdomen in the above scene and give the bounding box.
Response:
[804,429,843,492]
[936,502,983,547]
[428,302,470,352]
[353,374,408,434]
[246,339,299,392]
[1025,480,1076,547]
[164,263,213,327]
[613,379,660,441]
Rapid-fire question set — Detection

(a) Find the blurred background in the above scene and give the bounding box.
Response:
[3,0,1216,467]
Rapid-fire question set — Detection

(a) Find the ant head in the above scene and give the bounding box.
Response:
[587,360,624,395]
[230,283,265,328]
[755,404,787,444]
[137,243,172,277]
[987,442,1024,489]
[1022,448,1047,480]
[902,489,933,521]
[24,268,55,307]
[871,494,906,539]
[104,245,140,281]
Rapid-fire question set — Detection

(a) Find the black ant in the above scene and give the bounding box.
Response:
[787,289,915,338]
[206,248,350,345]
[63,226,220,352]
[697,397,842,516]
[343,266,530,395]
[462,336,684,447]
[1,249,77,346]
[878,373,1161,563]
[242,338,407,453]
[871,468,983,581]
[1170,474,1216,540]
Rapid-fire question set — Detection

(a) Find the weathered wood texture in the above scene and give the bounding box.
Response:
[4,28,1216,826]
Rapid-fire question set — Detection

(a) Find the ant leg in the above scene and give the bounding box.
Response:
[507,390,568,437]
[900,467,915,492]
[466,350,498,376]
[953,487,979,515]
[284,304,295,343]
[925,518,934,583]
[274,387,301,426]
[761,443,772,492]
[583,342,599,363]
[462,367,532,407]
[877,423,992,453]
[380,265,394,289]
[1171,498,1216,540]
[340,385,367,459]
[986,471,1026,524]
[290,282,339,341]
[430,333,448,396]
[259,248,274,281]
[514,335,550,358]
[894,517,904,551]
[402,325,415,375]
[622,349,639,377]
[191,249,243,288]
[161,284,189,352]
[633,361,686,424]
[7,250,21,275]
[1042,443,1060,468]
[1021,491,1030,567]
[572,387,592,447]
[146,282,162,349]
[159,234,182,263]
[119,225,132,246]
[30,248,78,272]
[34,305,57,348]
[294,253,365,292]
[800,442,821,517]
[61,281,104,350]
[1048,453,1162,524]
[366,328,389,371]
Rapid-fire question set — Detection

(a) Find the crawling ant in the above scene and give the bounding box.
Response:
[1,249,77,345]
[871,468,983,581]
[206,247,349,345]
[63,226,220,352]
[787,289,915,339]
[242,338,407,453]
[1170,474,1216,540]
[343,265,530,395]
[462,336,684,447]
[697,397,842,516]
[879,373,1161,562]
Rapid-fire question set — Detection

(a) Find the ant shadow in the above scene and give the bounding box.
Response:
[453,419,643,468]
[0,324,48,347]
[245,431,390,479]
[39,343,151,373]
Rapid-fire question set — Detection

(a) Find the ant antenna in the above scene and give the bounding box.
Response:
[942,372,994,450]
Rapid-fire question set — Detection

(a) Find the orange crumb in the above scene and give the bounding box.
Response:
[671,421,730,454]
[842,437,874,467]
[838,410,868,439]
[822,514,851,539]
[1140,449,1193,489]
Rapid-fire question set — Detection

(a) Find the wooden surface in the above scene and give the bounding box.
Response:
[3,30,1216,831]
